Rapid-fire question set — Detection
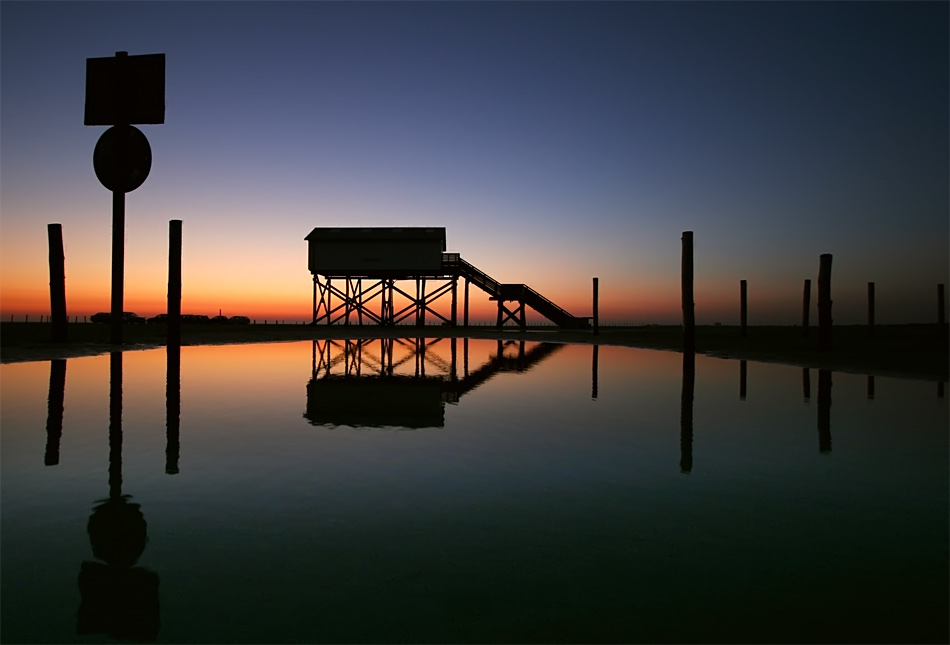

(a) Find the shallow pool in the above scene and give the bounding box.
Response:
[2,338,947,643]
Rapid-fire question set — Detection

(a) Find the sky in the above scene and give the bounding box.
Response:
[1,0,947,325]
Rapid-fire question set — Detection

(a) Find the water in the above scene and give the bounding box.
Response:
[2,338,947,643]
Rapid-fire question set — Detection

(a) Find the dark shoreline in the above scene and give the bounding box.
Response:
[1,322,946,382]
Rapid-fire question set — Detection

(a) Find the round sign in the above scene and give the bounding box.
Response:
[93,125,152,192]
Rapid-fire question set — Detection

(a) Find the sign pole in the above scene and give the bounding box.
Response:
[109,52,128,345]
[85,49,164,345]
[110,189,125,344]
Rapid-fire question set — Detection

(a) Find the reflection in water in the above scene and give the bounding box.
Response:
[817,369,832,453]
[44,359,66,466]
[592,344,599,400]
[739,359,747,401]
[680,350,695,474]
[868,374,875,400]
[77,352,160,642]
[3,341,946,643]
[803,367,811,402]
[305,338,562,428]
[165,344,180,475]
[78,496,158,641]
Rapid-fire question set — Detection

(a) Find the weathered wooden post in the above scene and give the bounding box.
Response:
[451,277,457,327]
[47,223,68,343]
[168,220,182,348]
[802,279,811,337]
[818,254,833,351]
[592,277,599,336]
[867,282,875,338]
[682,232,695,354]
[463,279,470,327]
[739,279,748,337]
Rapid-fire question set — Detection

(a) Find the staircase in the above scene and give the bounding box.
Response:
[448,255,590,329]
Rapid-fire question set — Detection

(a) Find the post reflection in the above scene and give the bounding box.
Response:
[44,359,66,466]
[305,338,562,429]
[817,369,832,453]
[739,360,747,401]
[165,344,180,475]
[592,344,599,400]
[802,367,811,402]
[680,350,695,474]
[77,351,160,642]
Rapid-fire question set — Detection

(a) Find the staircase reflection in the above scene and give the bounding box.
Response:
[305,337,563,428]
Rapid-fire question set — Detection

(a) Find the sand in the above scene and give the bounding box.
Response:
[1,322,946,381]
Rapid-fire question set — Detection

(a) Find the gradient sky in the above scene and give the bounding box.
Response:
[1,1,947,324]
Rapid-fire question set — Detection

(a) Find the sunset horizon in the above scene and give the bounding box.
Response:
[2,2,946,328]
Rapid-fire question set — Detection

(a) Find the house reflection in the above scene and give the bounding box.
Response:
[304,337,562,428]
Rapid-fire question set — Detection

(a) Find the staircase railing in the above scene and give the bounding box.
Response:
[446,253,589,328]
[452,256,501,298]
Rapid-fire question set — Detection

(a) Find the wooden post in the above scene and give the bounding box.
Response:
[451,277,457,327]
[463,279,470,327]
[47,223,68,343]
[818,254,833,351]
[592,277,599,336]
[802,279,811,337]
[867,281,875,338]
[739,279,747,337]
[682,232,695,354]
[312,277,317,324]
[167,220,182,348]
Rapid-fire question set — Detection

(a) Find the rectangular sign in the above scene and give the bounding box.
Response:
[84,53,165,125]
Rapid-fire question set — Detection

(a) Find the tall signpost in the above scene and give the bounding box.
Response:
[85,51,164,345]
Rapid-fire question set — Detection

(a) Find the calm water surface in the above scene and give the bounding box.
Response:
[2,338,947,643]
